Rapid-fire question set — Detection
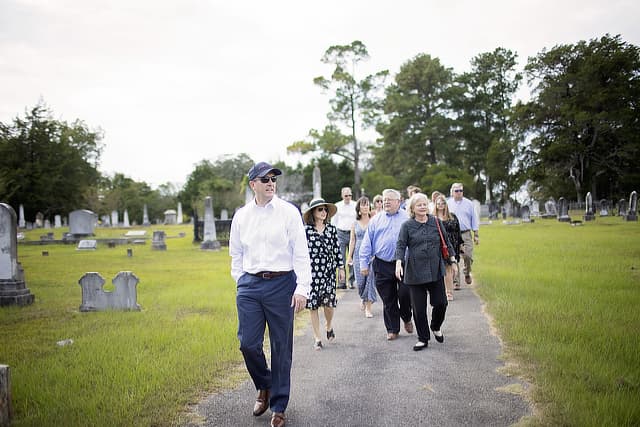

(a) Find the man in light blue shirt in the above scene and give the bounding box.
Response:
[359,188,413,340]
[446,182,479,285]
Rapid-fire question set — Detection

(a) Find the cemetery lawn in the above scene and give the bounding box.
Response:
[475,215,640,426]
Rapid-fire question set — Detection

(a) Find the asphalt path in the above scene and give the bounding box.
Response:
[185,283,531,427]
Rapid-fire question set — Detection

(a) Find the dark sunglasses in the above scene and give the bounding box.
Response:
[454,189,463,192]
[258,176,277,183]
[316,207,328,212]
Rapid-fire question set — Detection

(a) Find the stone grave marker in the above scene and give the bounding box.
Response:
[35,212,44,228]
[18,204,25,228]
[69,209,96,236]
[78,271,141,312]
[151,231,167,250]
[76,240,97,250]
[1,364,12,425]
[200,196,221,250]
[0,203,35,307]
[618,199,627,217]
[530,201,540,217]
[142,204,150,226]
[54,215,62,228]
[177,202,183,224]
[313,162,322,199]
[557,197,571,222]
[522,206,531,222]
[164,209,177,225]
[625,191,638,221]
[111,210,119,228]
[599,199,609,217]
[583,192,595,221]
[220,209,229,220]
[44,219,51,229]
[101,214,110,227]
[123,210,130,228]
[542,198,557,218]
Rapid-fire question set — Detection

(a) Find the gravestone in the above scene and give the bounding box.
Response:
[618,199,627,217]
[557,197,571,222]
[313,162,322,199]
[123,210,130,228]
[220,209,229,220]
[151,231,167,250]
[542,198,557,219]
[18,204,25,228]
[583,192,595,221]
[101,215,110,227]
[164,210,177,225]
[35,212,44,228]
[625,191,638,221]
[111,210,119,228]
[78,271,141,312]
[1,364,11,425]
[54,215,62,228]
[69,209,96,236]
[530,201,540,217]
[177,202,183,224]
[473,200,481,225]
[599,199,609,217]
[142,204,151,227]
[200,196,221,250]
[44,219,51,229]
[522,206,531,222]
[76,240,97,250]
[0,203,35,307]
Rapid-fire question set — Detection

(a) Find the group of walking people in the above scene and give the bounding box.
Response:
[228,161,479,427]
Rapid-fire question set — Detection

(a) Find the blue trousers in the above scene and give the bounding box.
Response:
[236,272,296,413]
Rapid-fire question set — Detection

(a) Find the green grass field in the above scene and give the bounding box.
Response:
[1,216,639,426]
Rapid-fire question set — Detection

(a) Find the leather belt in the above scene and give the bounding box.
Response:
[250,271,291,279]
[461,230,471,233]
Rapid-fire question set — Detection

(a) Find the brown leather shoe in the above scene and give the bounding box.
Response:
[253,389,270,416]
[271,412,285,427]
[386,332,398,341]
[404,321,414,334]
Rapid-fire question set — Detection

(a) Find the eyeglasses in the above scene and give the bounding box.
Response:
[258,176,277,183]
[343,194,352,197]
[316,207,328,212]
[375,200,383,203]
[454,189,463,192]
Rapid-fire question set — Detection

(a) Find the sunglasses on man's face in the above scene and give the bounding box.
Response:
[454,189,463,193]
[258,176,277,183]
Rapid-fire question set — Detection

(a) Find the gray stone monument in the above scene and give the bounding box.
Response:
[0,203,35,307]
[200,196,221,250]
[151,231,167,250]
[54,214,62,228]
[599,199,610,217]
[111,210,119,228]
[530,201,540,217]
[542,198,557,219]
[35,212,44,228]
[618,199,627,217]
[177,202,183,224]
[313,162,322,199]
[557,197,571,222]
[76,240,97,250]
[123,210,130,228]
[78,271,141,312]
[142,204,151,226]
[220,209,229,220]
[44,219,51,229]
[522,206,531,222]
[625,191,638,221]
[18,204,25,228]
[583,192,595,221]
[163,210,177,225]
[69,209,96,236]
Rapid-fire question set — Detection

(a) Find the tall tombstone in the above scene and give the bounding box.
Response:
[18,204,25,228]
[177,202,183,224]
[599,199,609,217]
[123,210,130,228]
[111,210,119,228]
[473,200,481,225]
[618,199,627,217]
[530,201,540,217]
[312,162,322,199]
[543,198,557,218]
[0,203,35,307]
[557,197,571,222]
[35,212,44,228]
[200,196,221,250]
[151,231,167,250]
[625,191,638,221]
[220,209,229,220]
[583,192,595,221]
[69,209,96,236]
[142,204,150,226]
[54,215,62,228]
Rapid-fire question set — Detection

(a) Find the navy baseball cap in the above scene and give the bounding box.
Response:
[247,162,282,181]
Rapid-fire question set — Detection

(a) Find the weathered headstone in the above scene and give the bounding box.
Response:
[625,191,638,221]
[123,210,130,228]
[599,199,609,217]
[220,209,229,220]
[583,192,595,221]
[530,201,540,217]
[0,203,35,307]
[200,196,221,250]
[111,210,119,228]
[54,215,62,228]
[142,204,150,227]
[101,215,110,227]
[69,210,96,236]
[151,231,167,250]
[177,202,183,224]
[78,271,141,312]
[557,197,571,222]
[43,219,51,229]
[522,206,531,222]
[0,364,12,425]
[18,204,25,229]
[35,212,44,228]
[542,198,557,219]
[76,240,97,250]
[163,210,177,225]
[313,162,322,199]
[618,199,627,217]
[473,200,481,225]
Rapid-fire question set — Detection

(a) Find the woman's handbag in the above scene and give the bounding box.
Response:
[434,216,450,259]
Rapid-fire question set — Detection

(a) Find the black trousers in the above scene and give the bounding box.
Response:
[372,258,412,333]
[408,277,448,343]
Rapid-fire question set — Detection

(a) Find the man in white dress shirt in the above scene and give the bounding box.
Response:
[331,187,357,289]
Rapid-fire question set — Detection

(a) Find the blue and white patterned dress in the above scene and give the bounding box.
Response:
[305,223,343,309]
[354,221,377,303]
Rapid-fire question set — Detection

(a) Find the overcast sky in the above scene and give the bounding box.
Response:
[1,0,638,188]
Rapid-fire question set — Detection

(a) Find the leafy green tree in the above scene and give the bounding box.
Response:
[289,41,388,197]
[518,34,640,201]
[374,54,457,188]
[0,103,103,220]
[454,48,522,202]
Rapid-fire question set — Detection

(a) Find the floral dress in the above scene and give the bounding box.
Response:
[442,213,462,262]
[305,223,343,309]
